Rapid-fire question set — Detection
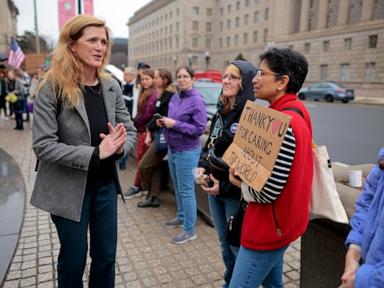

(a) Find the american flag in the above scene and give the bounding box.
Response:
[8,39,25,68]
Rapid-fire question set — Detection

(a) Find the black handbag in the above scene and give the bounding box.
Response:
[226,199,247,247]
[205,113,229,179]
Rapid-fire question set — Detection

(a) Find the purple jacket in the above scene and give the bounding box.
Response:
[134,89,158,132]
[165,88,207,152]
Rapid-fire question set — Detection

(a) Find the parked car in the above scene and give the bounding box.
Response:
[193,80,222,119]
[298,82,355,103]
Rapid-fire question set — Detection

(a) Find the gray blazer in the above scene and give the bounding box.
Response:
[31,77,137,222]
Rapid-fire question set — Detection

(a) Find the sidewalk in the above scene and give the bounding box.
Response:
[0,117,301,288]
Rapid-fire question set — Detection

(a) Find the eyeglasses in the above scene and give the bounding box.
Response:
[221,74,241,81]
[256,69,281,78]
[176,75,191,80]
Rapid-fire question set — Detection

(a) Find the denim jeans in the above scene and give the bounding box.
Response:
[229,245,288,288]
[208,195,240,288]
[167,147,201,234]
[52,181,118,288]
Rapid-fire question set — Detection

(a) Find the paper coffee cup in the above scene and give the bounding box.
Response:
[347,170,363,188]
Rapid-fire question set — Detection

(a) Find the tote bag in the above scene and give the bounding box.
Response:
[154,128,168,153]
[310,144,349,224]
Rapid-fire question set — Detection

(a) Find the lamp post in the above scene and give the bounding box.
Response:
[188,54,192,67]
[204,51,210,71]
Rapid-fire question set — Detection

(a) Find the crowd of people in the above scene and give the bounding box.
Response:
[1,13,379,288]
[0,64,45,130]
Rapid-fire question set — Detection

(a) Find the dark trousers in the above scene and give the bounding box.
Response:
[51,181,118,288]
[139,141,167,197]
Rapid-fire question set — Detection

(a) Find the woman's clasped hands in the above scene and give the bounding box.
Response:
[99,122,126,159]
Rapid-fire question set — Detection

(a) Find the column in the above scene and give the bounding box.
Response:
[337,0,349,25]
[299,0,310,32]
[361,0,374,21]
[317,0,328,29]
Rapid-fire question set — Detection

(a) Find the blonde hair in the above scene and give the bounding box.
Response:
[40,15,112,107]
[220,64,242,114]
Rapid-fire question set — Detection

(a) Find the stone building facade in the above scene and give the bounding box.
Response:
[0,0,18,55]
[128,0,384,98]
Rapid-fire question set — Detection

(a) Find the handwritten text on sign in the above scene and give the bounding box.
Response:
[223,101,292,191]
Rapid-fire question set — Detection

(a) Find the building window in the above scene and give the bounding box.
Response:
[206,38,212,49]
[244,14,249,25]
[176,8,179,16]
[243,33,248,45]
[365,62,376,82]
[320,64,328,81]
[344,38,352,50]
[263,28,268,42]
[227,19,231,29]
[253,31,258,43]
[170,11,172,19]
[219,38,223,48]
[228,4,232,13]
[207,8,212,16]
[323,40,330,52]
[368,35,378,48]
[206,22,212,32]
[236,17,240,27]
[236,1,240,10]
[192,7,199,15]
[265,8,269,20]
[176,36,179,48]
[304,43,310,53]
[176,22,179,32]
[193,21,199,31]
[220,21,223,32]
[254,11,259,23]
[192,56,198,65]
[220,7,224,16]
[235,35,239,46]
[227,36,231,47]
[340,63,350,81]
[245,0,250,7]
[192,37,199,48]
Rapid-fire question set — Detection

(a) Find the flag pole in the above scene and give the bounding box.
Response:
[33,0,40,53]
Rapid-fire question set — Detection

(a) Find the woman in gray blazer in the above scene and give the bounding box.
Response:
[31,15,136,288]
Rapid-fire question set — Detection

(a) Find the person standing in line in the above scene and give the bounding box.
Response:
[339,146,384,288]
[228,48,313,288]
[138,68,176,208]
[31,15,136,288]
[0,66,7,118]
[159,66,207,244]
[5,69,24,129]
[119,66,137,170]
[196,60,257,287]
[124,69,157,199]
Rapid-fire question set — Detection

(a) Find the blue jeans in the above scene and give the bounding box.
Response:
[167,147,201,234]
[52,181,118,288]
[208,195,240,288]
[229,245,288,288]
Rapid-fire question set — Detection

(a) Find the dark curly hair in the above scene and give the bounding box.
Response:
[259,48,308,94]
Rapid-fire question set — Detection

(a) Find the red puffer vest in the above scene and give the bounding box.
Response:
[241,94,313,250]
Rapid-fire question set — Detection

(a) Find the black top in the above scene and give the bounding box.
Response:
[147,90,174,132]
[83,83,116,191]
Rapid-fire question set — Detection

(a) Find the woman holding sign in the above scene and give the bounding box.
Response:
[228,48,313,288]
[196,61,257,288]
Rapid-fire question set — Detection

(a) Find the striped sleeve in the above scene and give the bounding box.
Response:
[241,127,296,203]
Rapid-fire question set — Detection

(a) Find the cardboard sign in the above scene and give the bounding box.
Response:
[223,100,292,191]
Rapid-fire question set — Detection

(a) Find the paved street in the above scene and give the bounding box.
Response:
[0,117,301,288]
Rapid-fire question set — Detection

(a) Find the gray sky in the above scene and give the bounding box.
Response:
[13,0,152,42]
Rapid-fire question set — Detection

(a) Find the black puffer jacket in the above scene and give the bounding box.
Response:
[199,60,257,199]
